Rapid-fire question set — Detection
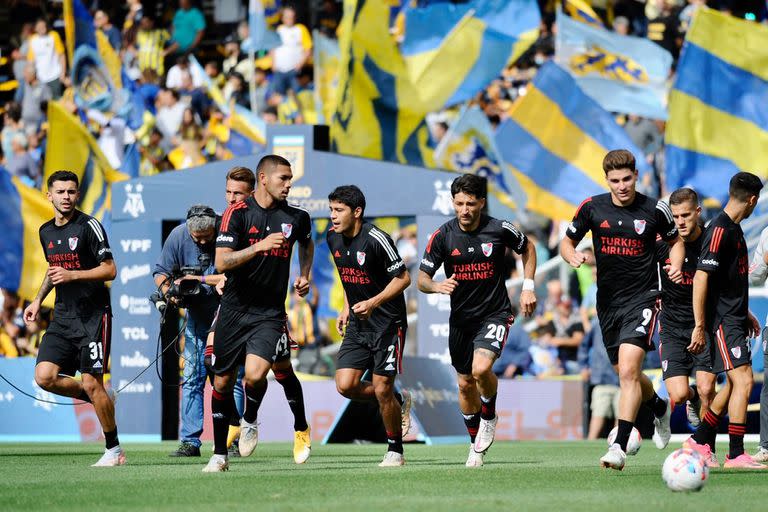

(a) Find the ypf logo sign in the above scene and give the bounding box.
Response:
[432,179,454,215]
[123,183,145,218]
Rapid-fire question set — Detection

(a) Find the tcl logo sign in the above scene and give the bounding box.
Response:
[120,239,152,253]
[121,327,150,341]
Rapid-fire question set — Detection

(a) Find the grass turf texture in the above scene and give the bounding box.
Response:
[0,441,764,511]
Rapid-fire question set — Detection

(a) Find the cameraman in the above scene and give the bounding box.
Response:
[153,205,224,457]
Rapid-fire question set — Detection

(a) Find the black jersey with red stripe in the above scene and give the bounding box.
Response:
[697,211,749,330]
[216,196,311,314]
[327,222,407,332]
[655,233,703,330]
[566,192,677,309]
[419,215,527,324]
[39,210,112,318]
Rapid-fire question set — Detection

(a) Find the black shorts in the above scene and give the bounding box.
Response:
[659,325,713,379]
[211,307,290,374]
[710,323,751,373]
[37,310,111,375]
[337,321,406,377]
[449,313,514,375]
[597,299,659,365]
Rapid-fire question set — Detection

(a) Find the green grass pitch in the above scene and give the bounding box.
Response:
[0,441,765,511]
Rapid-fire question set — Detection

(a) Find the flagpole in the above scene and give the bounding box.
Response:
[248,0,258,113]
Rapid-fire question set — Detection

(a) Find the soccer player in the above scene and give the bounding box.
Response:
[418,174,537,467]
[327,185,412,467]
[749,224,768,463]
[23,170,124,466]
[203,155,313,472]
[655,188,716,439]
[204,166,313,461]
[560,149,683,470]
[683,172,765,469]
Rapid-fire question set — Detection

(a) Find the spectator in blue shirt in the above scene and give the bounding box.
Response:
[166,0,206,56]
[94,10,122,51]
[153,204,223,457]
[493,309,532,378]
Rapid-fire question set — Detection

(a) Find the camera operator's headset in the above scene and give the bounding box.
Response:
[0,206,222,405]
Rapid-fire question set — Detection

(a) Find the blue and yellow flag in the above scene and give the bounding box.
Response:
[555,10,672,120]
[313,31,340,124]
[563,0,603,29]
[666,8,768,204]
[495,62,650,220]
[0,169,55,305]
[434,105,527,218]
[44,102,128,222]
[330,0,434,166]
[401,0,539,108]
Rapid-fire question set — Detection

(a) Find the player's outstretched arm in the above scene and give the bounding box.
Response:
[559,237,586,269]
[48,259,117,285]
[666,237,685,284]
[688,270,709,354]
[215,233,285,272]
[294,238,315,297]
[519,237,538,317]
[351,270,411,320]
[417,269,457,295]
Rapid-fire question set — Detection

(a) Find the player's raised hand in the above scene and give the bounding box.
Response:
[566,251,587,269]
[687,325,706,354]
[294,276,310,297]
[23,301,40,325]
[351,299,376,320]
[336,307,350,335]
[665,264,683,284]
[435,274,458,295]
[520,290,537,317]
[48,266,74,285]
[257,233,285,252]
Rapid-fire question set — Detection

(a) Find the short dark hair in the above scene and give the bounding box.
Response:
[328,185,366,214]
[47,170,79,189]
[602,149,636,174]
[669,187,699,207]
[450,174,486,199]
[729,171,763,202]
[256,154,291,175]
[226,166,255,190]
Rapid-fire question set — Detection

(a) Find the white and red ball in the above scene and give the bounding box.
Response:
[662,448,709,492]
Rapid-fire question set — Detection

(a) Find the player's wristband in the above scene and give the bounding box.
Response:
[522,279,535,291]
[201,275,206,284]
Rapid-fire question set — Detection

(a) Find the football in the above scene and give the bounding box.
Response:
[662,448,709,492]
[607,426,642,455]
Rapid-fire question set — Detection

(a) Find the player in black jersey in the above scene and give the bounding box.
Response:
[203,166,312,462]
[655,188,715,435]
[418,174,537,467]
[23,171,124,467]
[327,185,412,467]
[560,150,684,470]
[683,172,765,469]
[202,155,314,473]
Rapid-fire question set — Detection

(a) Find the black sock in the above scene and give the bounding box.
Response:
[104,428,119,450]
[689,385,699,403]
[480,394,497,420]
[394,390,403,406]
[274,368,308,431]
[77,390,92,403]
[643,392,668,418]
[242,381,268,424]
[386,430,403,454]
[728,422,746,459]
[229,388,241,426]
[212,389,233,455]
[463,411,481,443]
[615,419,634,452]
[693,410,721,450]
